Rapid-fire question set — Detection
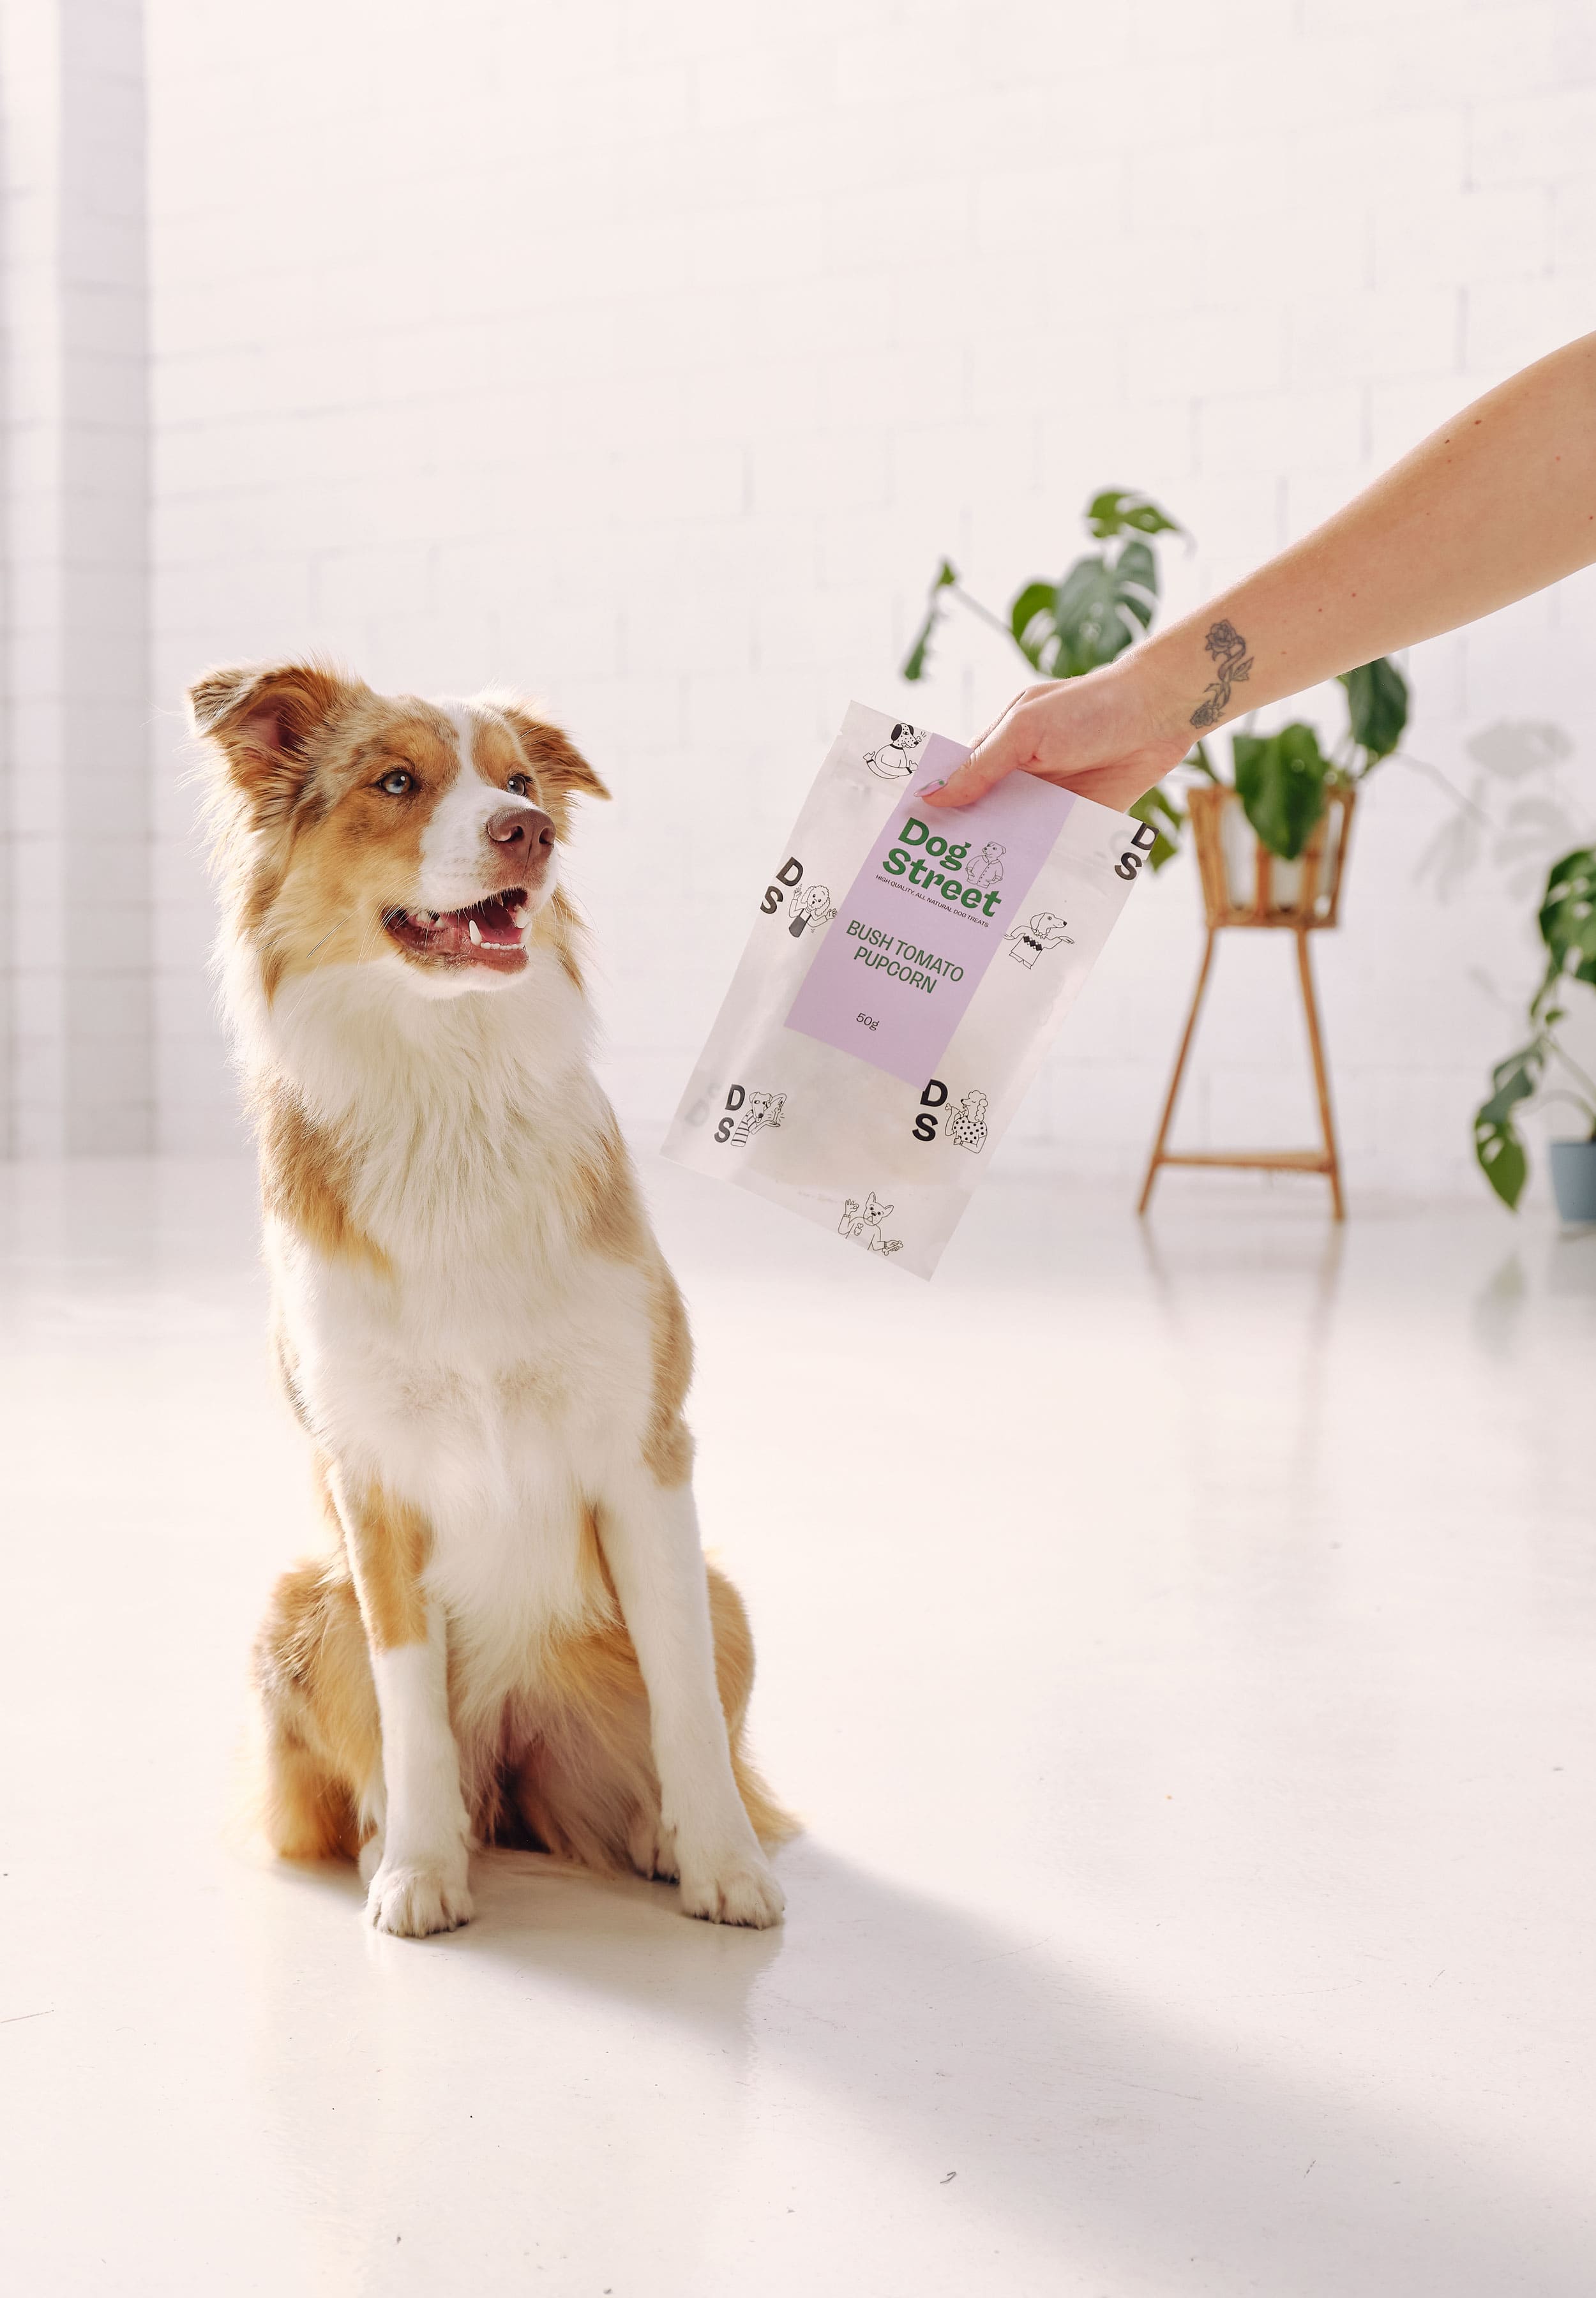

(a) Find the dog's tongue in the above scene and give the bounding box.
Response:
[470,896,522,947]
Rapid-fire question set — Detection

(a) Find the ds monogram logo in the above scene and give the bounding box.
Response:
[1115,820,1159,880]
[760,856,804,915]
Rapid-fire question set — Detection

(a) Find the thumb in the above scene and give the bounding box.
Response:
[923,709,1030,809]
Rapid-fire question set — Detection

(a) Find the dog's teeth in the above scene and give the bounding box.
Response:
[467,917,483,945]
[418,910,437,926]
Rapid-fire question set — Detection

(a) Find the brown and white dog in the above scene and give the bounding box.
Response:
[193,660,790,1938]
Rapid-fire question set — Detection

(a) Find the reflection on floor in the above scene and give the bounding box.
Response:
[2,1157,1593,2297]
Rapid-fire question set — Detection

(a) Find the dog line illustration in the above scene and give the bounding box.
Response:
[965,841,1006,892]
[946,1090,989,1153]
[838,1191,904,1254]
[730,1090,786,1145]
[788,883,836,938]
[1005,911,1073,969]
[861,722,926,780]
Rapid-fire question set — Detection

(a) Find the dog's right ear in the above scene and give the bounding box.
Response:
[188,659,365,820]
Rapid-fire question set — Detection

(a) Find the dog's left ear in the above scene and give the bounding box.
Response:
[493,703,612,807]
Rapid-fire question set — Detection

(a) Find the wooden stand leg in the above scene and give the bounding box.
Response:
[1138,928,1217,1215]
[1294,927,1344,1222]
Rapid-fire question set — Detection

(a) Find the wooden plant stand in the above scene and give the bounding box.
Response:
[1139,784,1355,1221]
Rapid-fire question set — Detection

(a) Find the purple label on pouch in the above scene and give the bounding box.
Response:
[784,734,1074,1085]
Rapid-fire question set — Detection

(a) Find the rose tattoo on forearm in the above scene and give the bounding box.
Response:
[1189,619,1253,730]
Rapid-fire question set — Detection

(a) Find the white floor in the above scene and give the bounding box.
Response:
[2,1156,1593,2297]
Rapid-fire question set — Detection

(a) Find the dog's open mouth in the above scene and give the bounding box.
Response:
[384,890,531,968]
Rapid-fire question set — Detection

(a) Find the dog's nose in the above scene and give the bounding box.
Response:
[486,804,555,859]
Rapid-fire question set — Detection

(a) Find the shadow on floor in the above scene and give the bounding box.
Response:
[240,1838,1589,2297]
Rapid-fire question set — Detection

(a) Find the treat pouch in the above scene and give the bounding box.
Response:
[662,702,1155,1277]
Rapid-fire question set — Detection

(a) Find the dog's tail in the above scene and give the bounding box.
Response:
[709,1561,801,1848]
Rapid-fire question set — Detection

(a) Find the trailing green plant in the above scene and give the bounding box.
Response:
[1473,845,1596,1209]
[901,494,1410,869]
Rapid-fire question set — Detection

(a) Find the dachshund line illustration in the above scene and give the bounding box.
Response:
[1005,912,1073,969]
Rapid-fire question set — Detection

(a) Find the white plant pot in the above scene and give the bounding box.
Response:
[1549,1138,1596,1225]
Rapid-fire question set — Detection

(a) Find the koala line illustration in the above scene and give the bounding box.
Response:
[965,841,1005,891]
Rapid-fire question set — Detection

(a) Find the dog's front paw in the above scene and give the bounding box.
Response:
[366,1854,472,1939]
[676,1836,785,1929]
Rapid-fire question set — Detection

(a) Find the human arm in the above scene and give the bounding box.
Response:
[925,332,1596,813]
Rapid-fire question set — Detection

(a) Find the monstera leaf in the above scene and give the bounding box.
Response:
[1231,723,1330,861]
[1473,1040,1546,1209]
[1537,845,1596,987]
[1011,536,1159,679]
[900,559,958,683]
[901,490,1182,689]
[1085,488,1184,542]
[1338,656,1409,765]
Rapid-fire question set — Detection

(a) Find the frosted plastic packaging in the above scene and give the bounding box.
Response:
[662,702,1154,1277]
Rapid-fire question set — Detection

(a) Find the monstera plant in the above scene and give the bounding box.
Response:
[903,487,1180,686]
[1167,650,1411,871]
[901,493,1410,869]
[1474,846,1596,1213]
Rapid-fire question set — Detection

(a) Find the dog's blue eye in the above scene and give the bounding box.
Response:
[379,769,413,796]
[506,772,528,797]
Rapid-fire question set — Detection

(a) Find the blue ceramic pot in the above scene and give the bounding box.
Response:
[1549,1138,1596,1224]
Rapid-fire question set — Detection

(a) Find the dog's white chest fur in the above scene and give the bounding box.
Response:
[264,961,655,1704]
[276,1217,649,1690]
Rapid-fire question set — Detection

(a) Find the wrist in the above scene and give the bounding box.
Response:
[1124,626,1205,753]
[1091,638,1198,776]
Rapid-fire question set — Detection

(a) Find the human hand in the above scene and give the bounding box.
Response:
[922,660,1191,813]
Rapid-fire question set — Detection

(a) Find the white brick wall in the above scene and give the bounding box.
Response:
[1,0,151,1153]
[128,0,1596,1196]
